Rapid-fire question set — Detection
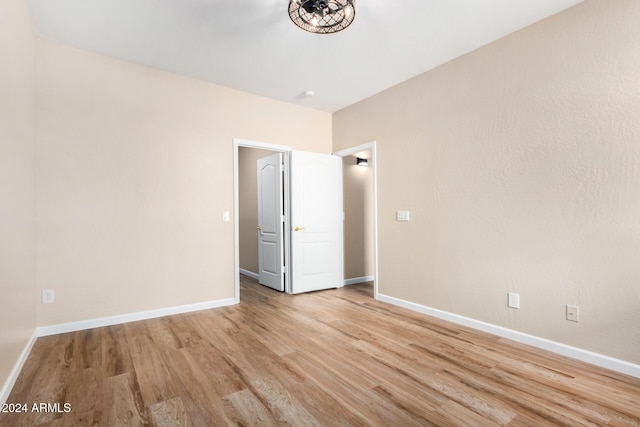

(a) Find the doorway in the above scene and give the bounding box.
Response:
[233,139,378,302]
[235,140,290,302]
[334,142,378,298]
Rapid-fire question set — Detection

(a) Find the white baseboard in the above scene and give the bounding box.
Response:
[1,329,38,405]
[38,297,237,337]
[239,269,259,281]
[344,275,374,286]
[242,271,373,287]
[377,293,640,379]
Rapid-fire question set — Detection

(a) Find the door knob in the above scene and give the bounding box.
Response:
[294,226,305,232]
[257,226,262,230]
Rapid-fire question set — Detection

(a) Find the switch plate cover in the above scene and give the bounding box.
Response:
[508,292,520,309]
[396,211,410,221]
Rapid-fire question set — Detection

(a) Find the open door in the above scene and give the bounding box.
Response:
[290,150,342,294]
[257,153,285,291]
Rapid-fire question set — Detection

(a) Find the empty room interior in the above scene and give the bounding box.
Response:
[2,0,640,425]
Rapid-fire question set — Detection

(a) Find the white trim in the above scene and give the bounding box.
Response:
[37,297,236,337]
[239,268,259,280]
[233,138,293,302]
[333,141,379,300]
[333,142,376,158]
[233,138,293,153]
[1,329,38,405]
[344,275,374,285]
[378,293,640,379]
[234,141,240,304]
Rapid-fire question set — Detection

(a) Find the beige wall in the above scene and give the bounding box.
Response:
[342,153,374,280]
[36,39,331,326]
[333,0,640,364]
[239,147,275,274]
[4,0,638,390]
[0,0,37,390]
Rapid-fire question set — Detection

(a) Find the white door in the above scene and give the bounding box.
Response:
[290,150,343,294]
[257,153,284,291]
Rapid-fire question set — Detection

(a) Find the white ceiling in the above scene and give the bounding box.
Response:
[28,0,583,112]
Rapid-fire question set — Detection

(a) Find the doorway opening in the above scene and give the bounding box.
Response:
[233,139,378,302]
[334,142,378,299]
[234,139,291,302]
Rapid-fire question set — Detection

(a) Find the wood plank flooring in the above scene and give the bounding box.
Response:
[2,275,640,426]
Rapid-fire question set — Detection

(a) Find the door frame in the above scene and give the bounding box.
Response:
[333,141,379,300]
[234,138,292,302]
[234,138,379,302]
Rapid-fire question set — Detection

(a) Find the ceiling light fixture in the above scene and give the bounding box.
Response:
[356,157,368,167]
[288,0,356,34]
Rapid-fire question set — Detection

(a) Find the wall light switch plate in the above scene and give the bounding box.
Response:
[508,292,520,309]
[396,210,410,222]
[566,305,579,322]
[222,211,230,222]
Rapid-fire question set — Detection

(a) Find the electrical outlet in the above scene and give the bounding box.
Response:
[508,292,520,309]
[566,305,579,322]
[42,289,55,304]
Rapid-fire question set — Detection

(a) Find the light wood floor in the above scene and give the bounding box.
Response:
[3,276,640,426]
